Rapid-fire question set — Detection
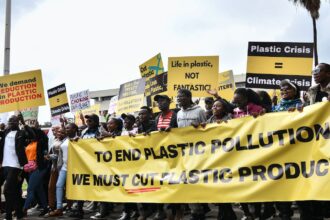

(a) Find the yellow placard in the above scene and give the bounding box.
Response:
[246,42,313,90]
[117,78,145,115]
[218,70,236,101]
[47,83,70,116]
[247,57,313,76]
[140,54,166,111]
[67,102,330,203]
[139,53,164,79]
[74,104,100,126]
[0,70,45,113]
[116,94,145,115]
[167,56,219,97]
[49,92,69,108]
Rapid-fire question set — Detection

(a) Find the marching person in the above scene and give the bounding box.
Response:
[176,89,207,220]
[23,120,49,217]
[306,62,330,105]
[90,117,123,219]
[300,63,330,219]
[153,94,178,220]
[70,113,105,219]
[48,123,78,217]
[0,114,29,220]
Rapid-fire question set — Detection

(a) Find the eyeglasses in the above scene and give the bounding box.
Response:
[312,68,321,74]
[280,88,294,92]
[280,85,295,92]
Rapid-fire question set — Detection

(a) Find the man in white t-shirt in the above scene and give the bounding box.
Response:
[0,114,29,220]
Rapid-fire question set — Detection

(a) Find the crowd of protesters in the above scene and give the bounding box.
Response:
[0,63,329,220]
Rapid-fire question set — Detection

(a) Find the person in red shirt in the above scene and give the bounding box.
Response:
[152,95,178,220]
[154,95,178,131]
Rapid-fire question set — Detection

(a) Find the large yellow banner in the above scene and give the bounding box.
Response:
[67,102,330,203]
[0,70,45,113]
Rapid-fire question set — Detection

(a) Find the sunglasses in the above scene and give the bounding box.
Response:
[312,68,321,74]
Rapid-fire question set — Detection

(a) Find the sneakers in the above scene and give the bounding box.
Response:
[90,212,107,219]
[241,215,254,220]
[117,211,131,220]
[137,208,153,220]
[86,201,99,211]
[261,206,276,220]
[153,210,166,220]
[38,208,49,217]
[130,210,140,220]
[49,209,63,217]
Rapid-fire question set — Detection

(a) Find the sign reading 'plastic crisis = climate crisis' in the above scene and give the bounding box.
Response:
[246,42,314,90]
[47,83,70,116]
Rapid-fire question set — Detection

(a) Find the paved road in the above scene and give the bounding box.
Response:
[1,203,312,220]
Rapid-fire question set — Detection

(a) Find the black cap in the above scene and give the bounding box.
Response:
[154,95,171,102]
[204,97,214,104]
[121,113,136,122]
[84,114,99,123]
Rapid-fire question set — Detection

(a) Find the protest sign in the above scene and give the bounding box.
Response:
[116,78,145,115]
[246,42,313,90]
[0,113,9,124]
[18,107,39,121]
[15,107,39,126]
[218,70,236,101]
[74,104,100,126]
[167,56,219,97]
[139,53,164,78]
[70,90,90,112]
[47,83,70,116]
[146,73,176,113]
[67,102,330,203]
[140,53,167,110]
[108,95,118,115]
[0,69,45,113]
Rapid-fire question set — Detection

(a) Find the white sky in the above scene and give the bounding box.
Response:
[0,0,329,123]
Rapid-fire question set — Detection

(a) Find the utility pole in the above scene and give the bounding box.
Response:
[3,0,11,75]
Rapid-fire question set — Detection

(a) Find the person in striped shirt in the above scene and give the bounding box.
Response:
[154,95,178,132]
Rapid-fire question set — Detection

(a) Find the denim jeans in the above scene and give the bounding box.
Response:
[24,168,48,209]
[56,169,67,209]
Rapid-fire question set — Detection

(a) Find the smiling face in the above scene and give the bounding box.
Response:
[57,128,66,140]
[280,84,296,100]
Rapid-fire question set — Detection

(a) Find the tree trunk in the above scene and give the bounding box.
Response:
[312,16,318,66]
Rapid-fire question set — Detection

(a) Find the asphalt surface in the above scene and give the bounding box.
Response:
[0,202,311,220]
